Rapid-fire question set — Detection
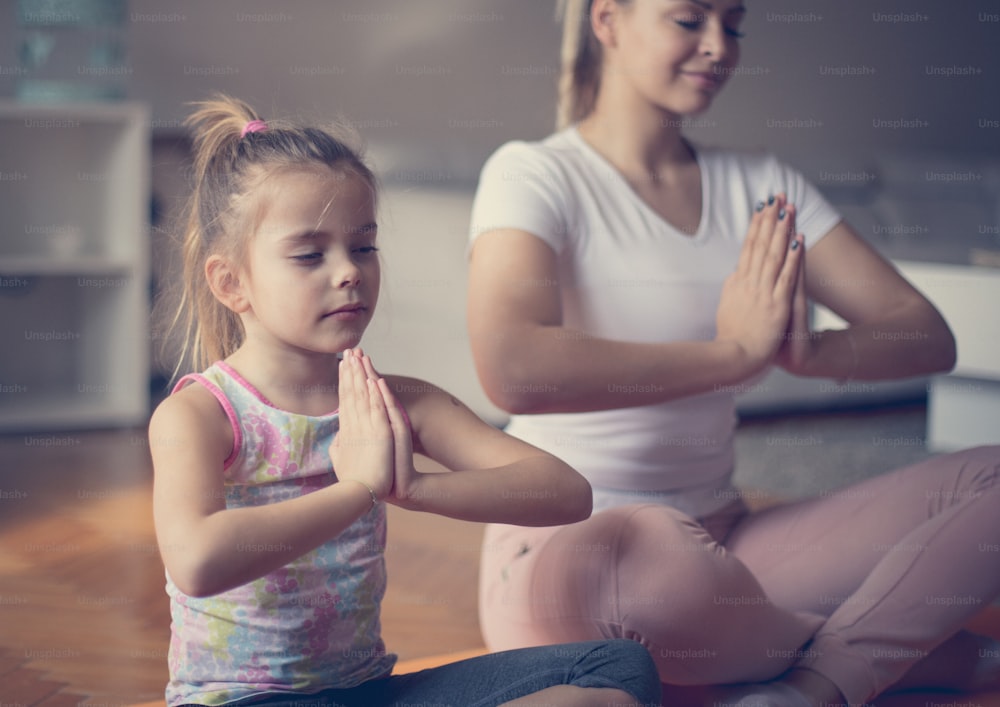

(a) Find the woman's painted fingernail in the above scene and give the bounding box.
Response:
[755,200,765,212]
[790,239,800,250]
[767,195,775,205]
[778,209,786,220]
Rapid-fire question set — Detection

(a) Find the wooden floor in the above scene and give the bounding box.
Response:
[2,428,1000,706]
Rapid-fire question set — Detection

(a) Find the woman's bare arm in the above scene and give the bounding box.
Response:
[776,219,955,381]
[466,198,802,414]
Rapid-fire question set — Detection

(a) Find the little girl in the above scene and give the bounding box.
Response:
[148,94,660,707]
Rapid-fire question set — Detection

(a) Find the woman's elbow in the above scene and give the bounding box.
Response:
[486,384,552,416]
[927,309,958,374]
[938,329,957,374]
[472,329,565,414]
[554,465,594,524]
[479,363,561,415]
[568,480,594,522]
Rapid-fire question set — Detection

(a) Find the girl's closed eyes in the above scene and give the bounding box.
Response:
[291,246,378,268]
[291,252,323,264]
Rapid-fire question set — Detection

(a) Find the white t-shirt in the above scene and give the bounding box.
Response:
[469,126,842,518]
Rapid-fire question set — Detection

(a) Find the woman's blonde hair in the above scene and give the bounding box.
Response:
[166,93,376,376]
[556,0,631,129]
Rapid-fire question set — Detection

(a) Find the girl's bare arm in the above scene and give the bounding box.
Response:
[151,354,388,598]
[381,375,592,526]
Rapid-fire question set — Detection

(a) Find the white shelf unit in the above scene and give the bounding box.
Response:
[898,260,1000,451]
[0,100,151,431]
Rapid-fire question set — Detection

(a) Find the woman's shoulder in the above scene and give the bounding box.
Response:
[481,128,584,176]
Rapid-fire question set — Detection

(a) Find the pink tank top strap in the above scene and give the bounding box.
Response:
[172,372,242,470]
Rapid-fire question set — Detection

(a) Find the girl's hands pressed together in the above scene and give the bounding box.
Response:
[715,194,804,378]
[329,348,394,501]
[356,352,420,503]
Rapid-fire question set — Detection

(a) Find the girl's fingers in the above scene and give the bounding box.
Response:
[360,354,380,381]
[379,378,414,494]
[337,353,354,414]
[356,362,385,422]
[366,376,387,415]
[342,348,375,419]
[351,352,392,426]
[339,349,391,436]
[347,351,365,410]
[379,379,408,438]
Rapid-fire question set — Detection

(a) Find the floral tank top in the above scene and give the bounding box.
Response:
[165,361,395,706]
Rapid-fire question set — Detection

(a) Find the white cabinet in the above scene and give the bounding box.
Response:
[0,100,150,431]
[896,260,1000,451]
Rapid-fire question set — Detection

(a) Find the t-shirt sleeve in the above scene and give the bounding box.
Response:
[468,140,570,254]
[770,156,843,249]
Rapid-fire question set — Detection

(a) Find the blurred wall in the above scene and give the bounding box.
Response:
[2,0,998,423]
[2,0,998,182]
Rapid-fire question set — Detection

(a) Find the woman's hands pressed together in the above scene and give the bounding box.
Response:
[774,223,817,375]
[329,348,418,504]
[715,194,806,378]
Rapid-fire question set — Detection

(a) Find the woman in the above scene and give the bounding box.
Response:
[466,1,1000,705]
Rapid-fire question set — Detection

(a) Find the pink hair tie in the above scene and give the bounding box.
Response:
[241,119,269,138]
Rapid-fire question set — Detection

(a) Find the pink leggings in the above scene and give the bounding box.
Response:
[478,446,1000,705]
